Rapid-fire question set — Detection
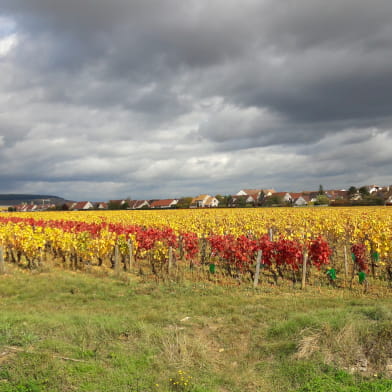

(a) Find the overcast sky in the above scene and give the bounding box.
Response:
[1,0,392,200]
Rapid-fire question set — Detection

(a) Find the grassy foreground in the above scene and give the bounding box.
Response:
[0,268,391,392]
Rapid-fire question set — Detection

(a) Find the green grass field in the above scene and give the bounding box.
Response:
[0,267,391,392]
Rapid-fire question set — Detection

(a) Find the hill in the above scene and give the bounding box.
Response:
[0,194,68,206]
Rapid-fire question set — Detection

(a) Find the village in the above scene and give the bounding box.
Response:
[5,185,392,212]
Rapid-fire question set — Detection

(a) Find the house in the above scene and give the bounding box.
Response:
[289,193,302,201]
[236,190,260,205]
[368,185,382,194]
[109,199,128,208]
[71,201,94,210]
[190,195,219,208]
[263,189,277,196]
[293,194,310,206]
[384,189,392,205]
[350,192,362,201]
[273,192,293,203]
[326,190,349,201]
[236,189,262,197]
[150,199,178,209]
[96,202,108,210]
[235,189,276,206]
[236,188,276,199]
[16,203,39,212]
[302,192,319,203]
[230,194,257,206]
[128,200,150,209]
[109,199,126,205]
[205,196,219,207]
[40,203,56,211]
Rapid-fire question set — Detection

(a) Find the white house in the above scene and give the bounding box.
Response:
[237,188,276,197]
[293,195,310,206]
[368,185,381,194]
[128,200,150,209]
[191,195,219,208]
[237,189,261,197]
[150,199,179,209]
[71,201,94,210]
[273,192,293,203]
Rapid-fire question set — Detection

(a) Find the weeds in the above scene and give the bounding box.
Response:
[169,370,193,391]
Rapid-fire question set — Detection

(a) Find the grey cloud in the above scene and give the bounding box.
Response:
[197,105,283,143]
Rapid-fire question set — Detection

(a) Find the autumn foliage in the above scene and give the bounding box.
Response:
[0,206,391,284]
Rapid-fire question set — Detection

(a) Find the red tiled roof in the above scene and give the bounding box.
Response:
[133,200,144,208]
[327,190,348,197]
[109,200,126,206]
[205,196,216,206]
[232,195,257,203]
[232,195,249,200]
[263,189,276,194]
[72,201,92,210]
[150,199,176,208]
[129,200,149,209]
[273,192,290,197]
[242,189,261,196]
[299,194,311,202]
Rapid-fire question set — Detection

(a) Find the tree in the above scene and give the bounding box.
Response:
[215,194,229,207]
[318,184,325,195]
[177,197,193,209]
[257,191,265,206]
[237,195,247,208]
[348,186,357,196]
[122,198,132,209]
[365,195,384,205]
[359,186,370,197]
[264,194,283,206]
[314,194,330,205]
[108,201,122,210]
[227,195,233,207]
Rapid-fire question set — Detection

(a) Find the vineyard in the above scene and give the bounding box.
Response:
[0,207,392,288]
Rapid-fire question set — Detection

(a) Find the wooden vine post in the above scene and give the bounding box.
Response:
[70,246,76,270]
[114,244,121,274]
[350,251,356,289]
[127,239,135,271]
[200,235,207,265]
[253,250,262,288]
[343,244,348,287]
[40,248,45,267]
[178,235,184,260]
[167,246,173,275]
[0,246,5,275]
[301,250,308,290]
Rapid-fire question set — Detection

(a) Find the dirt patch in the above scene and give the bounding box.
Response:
[0,346,23,365]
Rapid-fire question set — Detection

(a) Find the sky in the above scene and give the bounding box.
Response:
[1,0,392,201]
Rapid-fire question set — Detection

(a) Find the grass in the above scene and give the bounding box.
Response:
[0,267,391,392]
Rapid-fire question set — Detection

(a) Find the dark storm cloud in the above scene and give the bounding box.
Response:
[0,0,392,199]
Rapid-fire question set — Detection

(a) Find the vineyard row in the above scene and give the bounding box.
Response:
[0,216,391,287]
